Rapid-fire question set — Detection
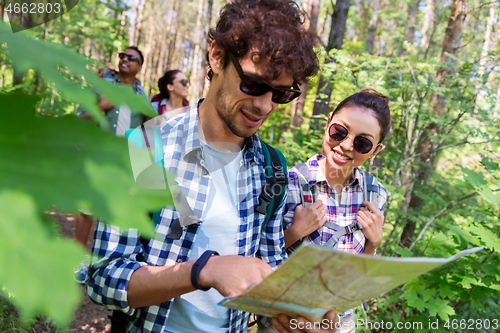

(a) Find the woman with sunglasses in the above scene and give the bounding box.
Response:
[279,88,391,333]
[151,69,190,118]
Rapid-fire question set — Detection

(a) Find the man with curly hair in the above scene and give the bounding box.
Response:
[86,1,338,332]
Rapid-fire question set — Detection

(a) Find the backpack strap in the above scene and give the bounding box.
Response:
[362,169,380,210]
[256,139,288,230]
[295,163,315,208]
[158,101,166,116]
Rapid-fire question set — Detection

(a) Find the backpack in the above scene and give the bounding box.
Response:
[286,163,381,254]
[108,125,287,333]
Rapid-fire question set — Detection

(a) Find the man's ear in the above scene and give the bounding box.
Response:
[208,41,224,75]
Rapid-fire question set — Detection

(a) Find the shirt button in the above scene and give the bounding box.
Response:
[343,213,346,217]
[116,111,119,114]
[343,240,346,244]
[202,169,208,175]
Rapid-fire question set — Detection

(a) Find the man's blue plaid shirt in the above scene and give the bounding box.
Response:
[86,100,287,333]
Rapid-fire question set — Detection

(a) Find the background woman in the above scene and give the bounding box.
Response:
[151,69,190,117]
[272,88,391,333]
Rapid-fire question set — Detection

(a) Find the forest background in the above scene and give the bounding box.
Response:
[0,0,499,332]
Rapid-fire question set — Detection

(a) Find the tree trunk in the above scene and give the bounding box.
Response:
[289,0,321,132]
[400,0,468,248]
[136,0,147,46]
[119,9,127,42]
[140,3,156,88]
[400,0,420,55]
[189,0,206,102]
[420,0,435,49]
[311,0,352,131]
[20,0,31,29]
[1,0,4,22]
[152,0,173,88]
[197,0,214,99]
[352,0,365,44]
[473,5,495,113]
[365,0,382,53]
[166,0,181,70]
[129,0,141,45]
[488,10,500,103]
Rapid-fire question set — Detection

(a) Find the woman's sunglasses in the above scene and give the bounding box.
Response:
[179,79,189,87]
[228,52,301,104]
[118,53,141,64]
[328,123,378,154]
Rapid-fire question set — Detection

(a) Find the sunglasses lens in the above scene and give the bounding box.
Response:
[353,137,373,154]
[180,79,189,86]
[240,78,270,96]
[272,89,301,104]
[119,53,139,63]
[329,123,348,141]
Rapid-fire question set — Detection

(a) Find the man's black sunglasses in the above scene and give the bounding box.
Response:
[119,52,141,65]
[228,52,301,104]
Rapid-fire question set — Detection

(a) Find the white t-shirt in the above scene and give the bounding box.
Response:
[164,143,242,333]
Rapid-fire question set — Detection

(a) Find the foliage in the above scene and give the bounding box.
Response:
[0,23,172,327]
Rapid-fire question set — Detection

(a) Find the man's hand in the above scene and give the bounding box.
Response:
[98,96,114,112]
[285,200,326,248]
[358,201,384,255]
[198,255,273,297]
[272,311,339,333]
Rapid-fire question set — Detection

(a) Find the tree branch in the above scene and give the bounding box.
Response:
[407,139,500,161]
[467,1,497,15]
[409,188,500,250]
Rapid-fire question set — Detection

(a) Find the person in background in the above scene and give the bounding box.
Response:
[73,46,150,283]
[277,88,391,333]
[151,69,190,119]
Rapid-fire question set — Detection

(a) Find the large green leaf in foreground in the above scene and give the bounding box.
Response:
[0,20,155,121]
[0,92,172,234]
[0,190,85,326]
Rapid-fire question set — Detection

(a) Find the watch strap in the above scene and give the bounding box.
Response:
[191,250,219,291]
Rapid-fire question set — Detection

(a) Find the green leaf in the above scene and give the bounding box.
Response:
[478,187,500,206]
[469,225,500,252]
[481,157,499,172]
[402,290,426,312]
[0,92,172,237]
[0,21,155,122]
[448,225,480,246]
[460,167,487,188]
[426,297,455,320]
[458,275,477,289]
[395,246,413,257]
[0,190,85,326]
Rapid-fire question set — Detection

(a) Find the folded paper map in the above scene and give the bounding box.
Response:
[220,244,483,321]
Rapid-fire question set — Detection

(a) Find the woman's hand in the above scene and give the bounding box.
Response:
[357,201,384,255]
[285,200,326,248]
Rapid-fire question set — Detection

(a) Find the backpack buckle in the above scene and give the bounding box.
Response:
[256,185,273,215]
[345,224,354,235]
[274,172,287,184]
